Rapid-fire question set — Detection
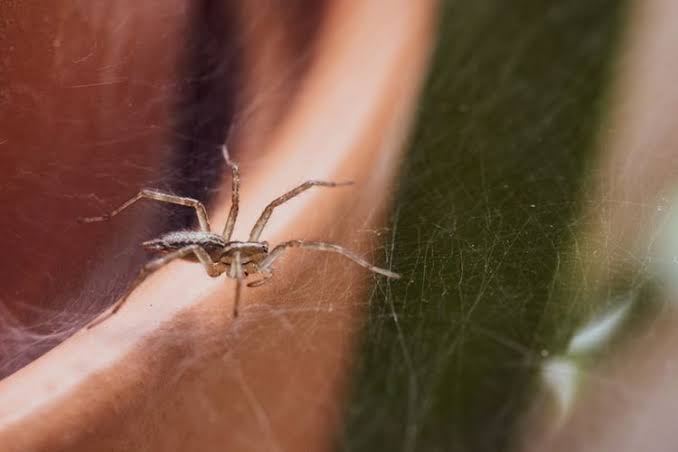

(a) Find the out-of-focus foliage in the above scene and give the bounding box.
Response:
[341,1,627,451]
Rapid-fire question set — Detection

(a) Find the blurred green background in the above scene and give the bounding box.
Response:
[341,1,628,450]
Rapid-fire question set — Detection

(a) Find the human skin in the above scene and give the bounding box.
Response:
[0,1,437,451]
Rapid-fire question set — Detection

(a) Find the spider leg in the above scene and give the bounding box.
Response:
[247,270,273,288]
[248,180,353,242]
[228,251,245,317]
[259,240,401,279]
[221,145,240,240]
[78,189,211,232]
[87,244,221,329]
[234,279,242,318]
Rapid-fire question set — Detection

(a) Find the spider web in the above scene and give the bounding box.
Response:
[341,1,633,451]
[0,1,650,452]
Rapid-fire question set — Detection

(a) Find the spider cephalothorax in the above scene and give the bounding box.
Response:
[81,145,400,327]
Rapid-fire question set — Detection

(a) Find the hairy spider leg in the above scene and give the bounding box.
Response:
[87,244,221,329]
[79,189,211,233]
[248,180,354,242]
[259,240,401,279]
[221,145,240,241]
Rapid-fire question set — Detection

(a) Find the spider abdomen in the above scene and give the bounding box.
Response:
[142,231,227,259]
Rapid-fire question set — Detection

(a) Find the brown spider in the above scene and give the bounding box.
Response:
[80,145,400,327]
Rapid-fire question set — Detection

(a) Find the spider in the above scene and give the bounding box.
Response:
[80,145,400,327]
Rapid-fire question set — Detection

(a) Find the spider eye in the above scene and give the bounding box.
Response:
[261,241,269,252]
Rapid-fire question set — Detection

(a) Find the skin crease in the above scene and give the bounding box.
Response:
[0,1,437,451]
